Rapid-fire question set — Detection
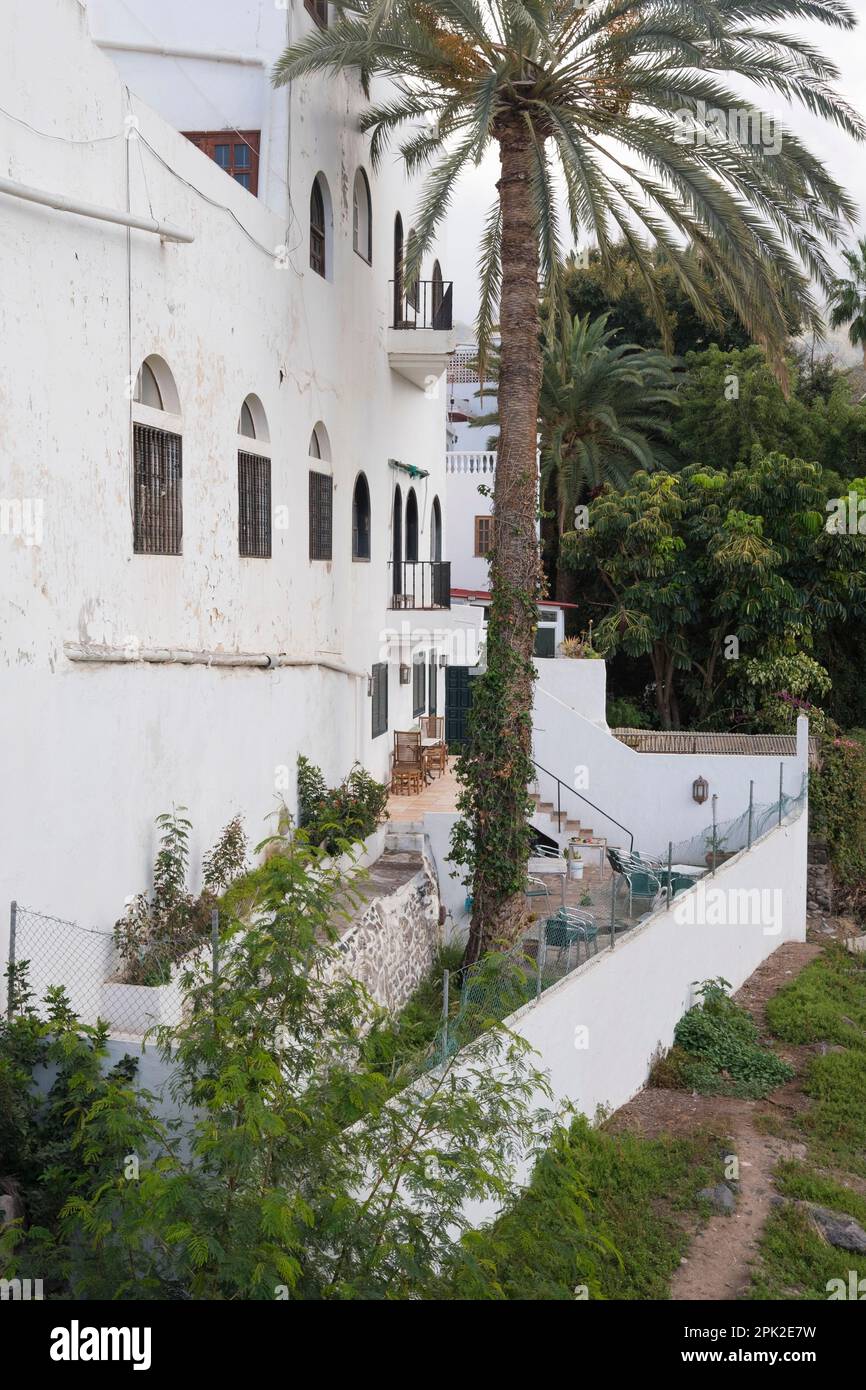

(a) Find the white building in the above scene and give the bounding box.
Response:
[0,0,482,944]
[445,345,565,653]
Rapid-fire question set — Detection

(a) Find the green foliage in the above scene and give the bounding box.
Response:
[767,948,866,1176]
[606,696,652,729]
[541,312,679,511]
[828,236,866,364]
[656,978,793,1100]
[443,1115,723,1301]
[114,809,248,985]
[809,731,866,899]
[562,453,866,728]
[563,242,753,357]
[750,1200,866,1301]
[767,945,866,1048]
[3,834,552,1300]
[297,755,388,854]
[359,945,465,1083]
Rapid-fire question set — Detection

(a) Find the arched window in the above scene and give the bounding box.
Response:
[237,395,271,558]
[405,487,419,564]
[406,227,419,312]
[352,473,371,560]
[392,485,403,596]
[132,355,182,555]
[430,495,442,562]
[310,175,331,278]
[308,422,332,559]
[393,213,404,325]
[352,168,372,264]
[431,260,444,325]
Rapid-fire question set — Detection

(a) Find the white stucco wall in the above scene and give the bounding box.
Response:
[533,679,809,856]
[458,804,808,1225]
[0,0,480,950]
[533,656,607,727]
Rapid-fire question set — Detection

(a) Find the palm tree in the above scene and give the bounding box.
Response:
[829,237,866,367]
[274,1,863,962]
[540,312,678,521]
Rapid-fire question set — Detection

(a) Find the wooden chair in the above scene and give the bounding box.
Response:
[419,715,446,777]
[391,731,424,795]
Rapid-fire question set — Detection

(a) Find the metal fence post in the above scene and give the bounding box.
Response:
[441,968,449,1065]
[747,779,754,850]
[778,761,784,827]
[666,842,673,909]
[711,795,718,876]
[609,870,616,950]
[7,901,17,1019]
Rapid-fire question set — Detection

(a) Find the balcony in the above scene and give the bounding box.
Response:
[388,560,451,610]
[387,280,456,389]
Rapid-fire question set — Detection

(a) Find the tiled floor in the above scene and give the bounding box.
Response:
[386,757,461,822]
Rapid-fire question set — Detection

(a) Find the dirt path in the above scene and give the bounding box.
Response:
[606,940,822,1301]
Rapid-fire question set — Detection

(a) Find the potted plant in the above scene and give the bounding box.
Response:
[567,840,584,880]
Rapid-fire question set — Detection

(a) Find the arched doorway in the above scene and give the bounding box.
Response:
[392,485,403,596]
[405,488,419,563]
[393,213,404,325]
[430,495,442,562]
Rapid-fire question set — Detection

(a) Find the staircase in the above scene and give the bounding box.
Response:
[529,789,587,844]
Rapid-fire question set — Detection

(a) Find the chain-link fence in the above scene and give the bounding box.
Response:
[656,769,809,871]
[5,902,217,1038]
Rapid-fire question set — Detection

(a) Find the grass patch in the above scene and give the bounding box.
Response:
[441,1115,724,1300]
[749,945,866,1298]
[766,945,866,1047]
[766,945,866,1176]
[750,1202,864,1301]
[650,978,793,1099]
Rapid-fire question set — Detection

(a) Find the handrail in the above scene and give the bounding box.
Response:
[531,758,634,852]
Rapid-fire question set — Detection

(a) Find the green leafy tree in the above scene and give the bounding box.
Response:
[273,0,862,960]
[829,237,866,367]
[562,454,866,729]
[2,834,555,1299]
[563,241,754,355]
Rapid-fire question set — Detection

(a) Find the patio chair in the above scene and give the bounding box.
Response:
[608,849,664,917]
[391,730,424,795]
[419,715,446,777]
[544,907,599,969]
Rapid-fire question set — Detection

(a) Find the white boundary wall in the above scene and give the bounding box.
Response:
[458,805,807,1224]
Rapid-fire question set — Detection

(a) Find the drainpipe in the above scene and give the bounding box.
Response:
[64,642,366,680]
[0,175,194,243]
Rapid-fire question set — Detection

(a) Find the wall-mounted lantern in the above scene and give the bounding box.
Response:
[367,673,373,697]
[399,663,410,685]
[439,653,447,667]
[692,775,709,805]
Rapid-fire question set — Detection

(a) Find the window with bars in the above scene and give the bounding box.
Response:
[133,423,183,555]
[310,178,326,277]
[304,0,328,27]
[238,452,271,558]
[413,656,426,717]
[309,470,333,560]
[371,663,388,739]
[474,514,493,556]
[181,131,260,195]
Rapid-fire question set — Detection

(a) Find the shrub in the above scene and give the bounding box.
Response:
[297,756,388,854]
[606,696,652,729]
[654,978,793,1099]
[114,808,247,985]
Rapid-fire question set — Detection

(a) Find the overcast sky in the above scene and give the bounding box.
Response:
[442,8,866,357]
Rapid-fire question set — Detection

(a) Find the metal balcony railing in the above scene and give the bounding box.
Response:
[388,560,451,609]
[390,280,453,331]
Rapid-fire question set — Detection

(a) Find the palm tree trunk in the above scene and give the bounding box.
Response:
[462,122,543,965]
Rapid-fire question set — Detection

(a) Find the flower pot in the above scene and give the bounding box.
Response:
[568,861,584,880]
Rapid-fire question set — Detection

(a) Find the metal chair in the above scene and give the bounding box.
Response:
[544,907,599,970]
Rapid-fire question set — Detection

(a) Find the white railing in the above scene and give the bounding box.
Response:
[446,450,497,476]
